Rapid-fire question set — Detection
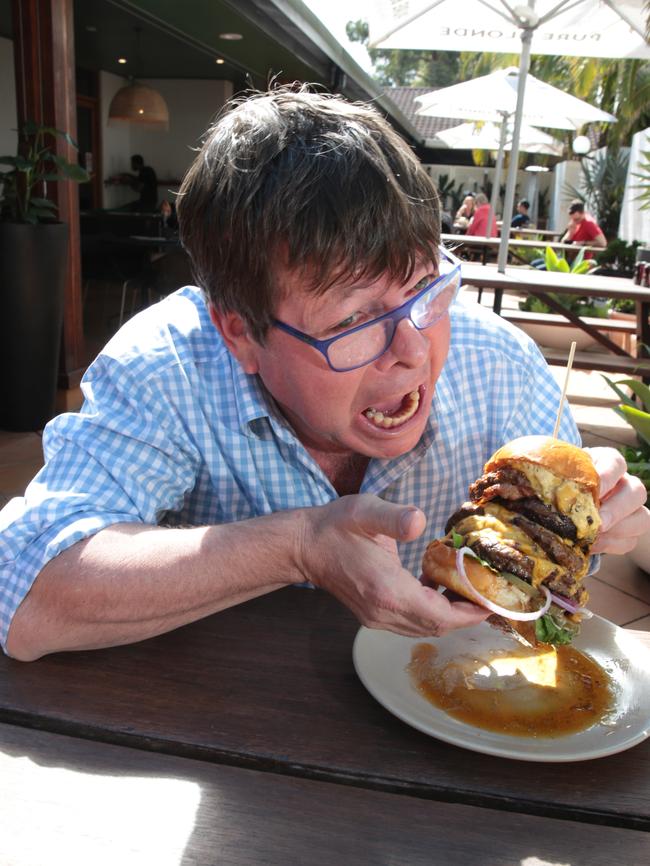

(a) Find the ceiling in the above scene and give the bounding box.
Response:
[0,0,424,147]
[1,0,372,97]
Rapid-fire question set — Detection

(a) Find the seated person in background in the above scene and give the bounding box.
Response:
[107,154,159,212]
[1,86,647,661]
[511,199,531,229]
[440,210,453,234]
[453,193,475,232]
[561,200,607,252]
[467,192,498,237]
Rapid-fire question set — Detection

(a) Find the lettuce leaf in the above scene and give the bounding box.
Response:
[535,613,577,646]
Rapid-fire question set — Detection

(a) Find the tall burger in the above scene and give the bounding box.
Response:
[422,436,601,645]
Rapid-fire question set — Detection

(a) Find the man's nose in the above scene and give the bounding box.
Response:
[380,317,430,369]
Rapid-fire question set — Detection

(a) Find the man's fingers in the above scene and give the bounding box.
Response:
[591,505,650,554]
[599,475,648,533]
[584,446,627,499]
[343,494,426,542]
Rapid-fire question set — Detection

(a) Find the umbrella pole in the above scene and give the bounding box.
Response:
[487,113,509,238]
[496,20,534,300]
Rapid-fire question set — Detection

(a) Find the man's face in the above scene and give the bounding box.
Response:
[569,208,584,225]
[227,262,451,461]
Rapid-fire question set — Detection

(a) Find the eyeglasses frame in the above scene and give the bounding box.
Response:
[272,246,462,372]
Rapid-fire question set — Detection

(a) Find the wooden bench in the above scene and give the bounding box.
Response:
[501,309,636,334]
[500,311,647,375]
[541,347,650,377]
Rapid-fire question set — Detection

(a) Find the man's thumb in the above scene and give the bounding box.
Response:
[350,495,426,541]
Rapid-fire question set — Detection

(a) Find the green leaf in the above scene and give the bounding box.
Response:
[27,205,59,218]
[617,405,650,446]
[452,531,464,549]
[601,374,638,408]
[556,257,570,273]
[28,197,56,208]
[570,246,586,272]
[545,246,560,271]
[608,378,650,412]
[535,614,576,646]
[571,260,593,275]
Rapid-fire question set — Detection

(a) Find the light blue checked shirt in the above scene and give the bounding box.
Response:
[0,285,580,649]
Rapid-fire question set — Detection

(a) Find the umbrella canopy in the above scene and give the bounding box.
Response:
[368,0,650,60]
[434,120,563,156]
[415,67,616,130]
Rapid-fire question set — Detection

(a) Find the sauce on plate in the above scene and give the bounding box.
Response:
[407,641,615,737]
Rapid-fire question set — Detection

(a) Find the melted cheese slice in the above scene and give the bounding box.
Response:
[515,461,601,542]
[455,504,588,587]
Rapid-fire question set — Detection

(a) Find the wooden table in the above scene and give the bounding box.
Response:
[460,262,650,381]
[442,233,602,265]
[1,588,650,863]
[497,224,565,240]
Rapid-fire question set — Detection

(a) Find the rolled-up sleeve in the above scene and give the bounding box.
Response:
[0,353,201,649]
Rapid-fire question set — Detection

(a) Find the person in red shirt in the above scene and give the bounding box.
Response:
[466,192,498,237]
[561,200,607,252]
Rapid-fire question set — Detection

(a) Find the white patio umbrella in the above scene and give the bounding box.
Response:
[367,0,648,276]
[435,121,563,157]
[416,66,615,236]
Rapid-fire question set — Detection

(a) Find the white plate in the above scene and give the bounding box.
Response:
[353,615,650,762]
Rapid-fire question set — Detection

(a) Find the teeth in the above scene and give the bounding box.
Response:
[363,390,420,429]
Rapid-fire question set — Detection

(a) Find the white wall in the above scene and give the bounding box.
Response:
[620,128,650,245]
[425,162,552,220]
[0,36,17,162]
[549,160,583,231]
[101,72,233,209]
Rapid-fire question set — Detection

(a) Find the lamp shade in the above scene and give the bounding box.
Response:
[108,83,169,129]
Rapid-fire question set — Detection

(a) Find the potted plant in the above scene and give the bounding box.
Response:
[0,120,89,431]
[603,375,650,573]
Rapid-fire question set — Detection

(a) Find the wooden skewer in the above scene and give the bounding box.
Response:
[552,341,577,439]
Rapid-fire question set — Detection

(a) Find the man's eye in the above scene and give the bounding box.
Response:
[333,312,362,331]
[408,275,436,297]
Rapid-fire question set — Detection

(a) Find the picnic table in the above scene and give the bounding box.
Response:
[441,232,603,265]
[497,223,565,240]
[459,262,650,383]
[1,587,650,863]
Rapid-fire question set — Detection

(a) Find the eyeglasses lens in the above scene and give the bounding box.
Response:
[411,269,460,328]
[328,320,390,371]
[327,266,460,372]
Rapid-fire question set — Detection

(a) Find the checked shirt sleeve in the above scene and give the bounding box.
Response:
[0,352,203,649]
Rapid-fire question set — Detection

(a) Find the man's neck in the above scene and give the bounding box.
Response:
[307,448,370,496]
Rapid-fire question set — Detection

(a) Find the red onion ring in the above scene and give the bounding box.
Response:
[455,547,551,621]
[550,592,592,619]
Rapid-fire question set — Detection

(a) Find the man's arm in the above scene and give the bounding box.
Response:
[6,496,489,661]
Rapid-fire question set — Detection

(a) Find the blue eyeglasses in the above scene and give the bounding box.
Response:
[273,247,462,372]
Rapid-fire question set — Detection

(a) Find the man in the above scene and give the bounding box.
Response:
[122,154,158,211]
[561,200,607,250]
[1,88,647,661]
[511,199,530,229]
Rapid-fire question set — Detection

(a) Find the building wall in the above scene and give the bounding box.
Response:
[0,37,17,162]
[0,42,233,212]
[101,73,233,210]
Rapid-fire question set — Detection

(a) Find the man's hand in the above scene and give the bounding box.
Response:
[586,447,650,554]
[298,494,489,638]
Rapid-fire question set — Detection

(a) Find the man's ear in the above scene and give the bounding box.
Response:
[209,304,260,374]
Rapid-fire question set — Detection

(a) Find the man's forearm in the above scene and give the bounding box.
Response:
[6,510,308,661]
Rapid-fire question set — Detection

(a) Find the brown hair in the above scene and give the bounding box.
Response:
[177,85,440,342]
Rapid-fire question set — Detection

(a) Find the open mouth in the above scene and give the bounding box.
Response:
[363,388,421,429]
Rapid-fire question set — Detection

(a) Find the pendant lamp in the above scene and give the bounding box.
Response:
[108,27,169,130]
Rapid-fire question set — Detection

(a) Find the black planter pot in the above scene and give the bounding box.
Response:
[0,222,68,431]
